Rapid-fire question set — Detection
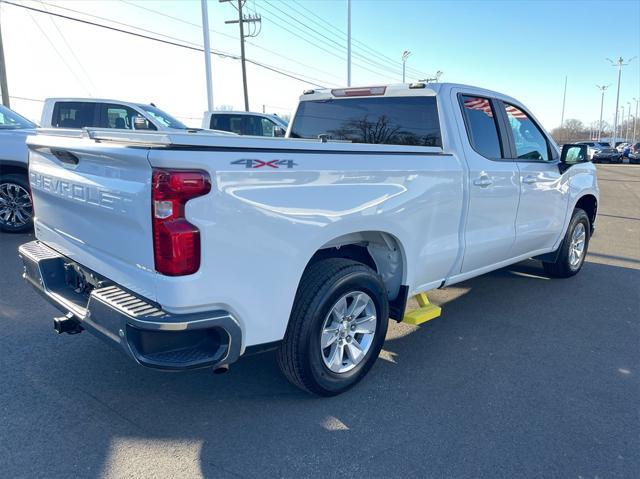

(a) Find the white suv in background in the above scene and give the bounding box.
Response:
[40,98,193,131]
[202,110,288,137]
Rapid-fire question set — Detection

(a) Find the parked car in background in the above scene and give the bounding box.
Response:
[203,111,288,137]
[615,142,628,152]
[41,98,196,131]
[577,141,609,160]
[0,105,36,233]
[592,146,622,163]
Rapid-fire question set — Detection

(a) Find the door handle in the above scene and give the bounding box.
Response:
[522,175,538,184]
[473,176,493,188]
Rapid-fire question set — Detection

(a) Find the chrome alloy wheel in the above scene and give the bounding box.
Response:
[320,291,377,374]
[568,222,586,268]
[0,183,33,229]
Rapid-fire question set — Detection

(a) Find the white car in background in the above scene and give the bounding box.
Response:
[202,110,288,137]
[0,105,36,233]
[40,98,195,131]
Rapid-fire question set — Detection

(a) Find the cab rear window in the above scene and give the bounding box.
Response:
[289,96,442,147]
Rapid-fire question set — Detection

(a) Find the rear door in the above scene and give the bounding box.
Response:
[455,92,520,273]
[498,101,567,255]
[27,134,156,300]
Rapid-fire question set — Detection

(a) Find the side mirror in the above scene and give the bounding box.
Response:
[559,144,589,173]
[133,116,151,130]
[273,127,286,137]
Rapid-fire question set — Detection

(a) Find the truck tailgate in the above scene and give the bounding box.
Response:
[27,134,156,300]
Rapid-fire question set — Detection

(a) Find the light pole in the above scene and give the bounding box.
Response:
[201,0,214,112]
[402,50,411,83]
[619,105,624,143]
[596,84,609,142]
[347,0,351,86]
[607,56,636,147]
[626,102,631,142]
[560,76,567,135]
[633,97,639,144]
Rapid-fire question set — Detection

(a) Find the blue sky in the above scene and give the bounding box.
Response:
[3,0,639,129]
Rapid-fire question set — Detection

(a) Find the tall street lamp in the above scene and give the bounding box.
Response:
[402,50,411,83]
[607,56,636,147]
[633,97,639,144]
[596,84,609,141]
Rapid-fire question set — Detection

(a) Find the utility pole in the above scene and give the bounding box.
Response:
[402,50,411,83]
[596,84,609,142]
[201,0,214,112]
[0,14,10,108]
[560,76,567,138]
[347,0,351,86]
[222,0,261,112]
[607,56,636,147]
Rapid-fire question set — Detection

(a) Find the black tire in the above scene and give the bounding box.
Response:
[542,208,590,278]
[277,258,389,396]
[0,173,33,233]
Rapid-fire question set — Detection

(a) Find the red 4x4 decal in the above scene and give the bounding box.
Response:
[231,159,297,169]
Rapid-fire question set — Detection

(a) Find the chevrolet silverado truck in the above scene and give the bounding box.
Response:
[19,83,598,396]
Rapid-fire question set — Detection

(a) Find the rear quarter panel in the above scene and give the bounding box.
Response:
[148,147,465,347]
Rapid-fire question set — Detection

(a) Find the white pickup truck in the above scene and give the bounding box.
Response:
[19,83,598,396]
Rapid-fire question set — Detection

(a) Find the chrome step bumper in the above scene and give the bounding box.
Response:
[18,240,242,371]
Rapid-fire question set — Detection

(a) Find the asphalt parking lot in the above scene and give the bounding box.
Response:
[1,164,638,478]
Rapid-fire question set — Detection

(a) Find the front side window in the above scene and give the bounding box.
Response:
[289,96,442,147]
[460,95,502,159]
[53,102,98,128]
[100,104,140,129]
[503,103,550,162]
[261,118,276,136]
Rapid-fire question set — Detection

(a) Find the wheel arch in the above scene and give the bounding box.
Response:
[303,230,407,304]
[574,194,598,234]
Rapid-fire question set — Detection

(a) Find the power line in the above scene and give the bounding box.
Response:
[289,0,430,78]
[10,95,44,102]
[4,1,331,88]
[25,8,92,96]
[263,0,407,79]
[258,3,398,82]
[117,0,343,84]
[37,0,97,93]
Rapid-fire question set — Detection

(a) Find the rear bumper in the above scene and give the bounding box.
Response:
[18,241,242,371]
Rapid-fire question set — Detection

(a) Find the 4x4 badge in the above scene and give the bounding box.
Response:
[231,159,297,169]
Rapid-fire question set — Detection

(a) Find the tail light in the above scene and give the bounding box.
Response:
[152,169,211,276]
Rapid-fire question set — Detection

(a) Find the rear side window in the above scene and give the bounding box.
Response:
[460,96,502,159]
[52,102,98,128]
[211,114,244,134]
[289,96,442,147]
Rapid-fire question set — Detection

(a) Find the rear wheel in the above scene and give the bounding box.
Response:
[542,208,590,278]
[0,174,33,233]
[277,258,389,396]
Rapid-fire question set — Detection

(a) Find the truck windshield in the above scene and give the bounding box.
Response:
[0,105,36,129]
[138,105,187,129]
[289,96,441,147]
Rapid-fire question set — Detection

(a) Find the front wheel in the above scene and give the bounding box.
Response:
[277,258,389,396]
[0,174,34,233]
[542,208,590,278]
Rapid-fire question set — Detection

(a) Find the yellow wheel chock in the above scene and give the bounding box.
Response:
[402,292,442,325]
